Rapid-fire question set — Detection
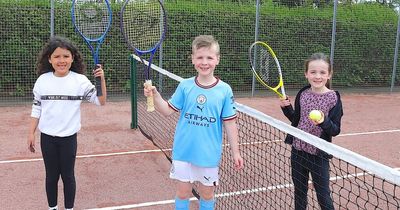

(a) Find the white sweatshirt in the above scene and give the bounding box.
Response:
[31,71,100,137]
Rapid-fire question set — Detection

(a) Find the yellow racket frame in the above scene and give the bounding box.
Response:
[249,41,286,98]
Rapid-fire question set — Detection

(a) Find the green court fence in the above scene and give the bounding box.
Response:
[1,0,399,106]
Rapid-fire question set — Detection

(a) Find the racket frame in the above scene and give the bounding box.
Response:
[71,0,113,96]
[249,41,286,98]
[120,0,167,112]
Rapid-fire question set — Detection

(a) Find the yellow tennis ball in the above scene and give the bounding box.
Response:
[309,110,322,121]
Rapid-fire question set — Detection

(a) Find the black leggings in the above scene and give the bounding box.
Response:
[291,149,334,210]
[41,133,77,209]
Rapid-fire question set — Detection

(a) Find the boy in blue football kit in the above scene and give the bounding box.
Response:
[144,35,244,210]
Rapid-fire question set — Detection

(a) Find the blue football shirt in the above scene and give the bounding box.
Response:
[168,76,236,167]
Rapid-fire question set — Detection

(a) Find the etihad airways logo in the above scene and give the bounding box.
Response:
[184,113,216,123]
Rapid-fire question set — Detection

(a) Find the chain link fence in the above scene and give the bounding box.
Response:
[0,0,399,106]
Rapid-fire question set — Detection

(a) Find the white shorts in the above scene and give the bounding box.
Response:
[170,160,219,187]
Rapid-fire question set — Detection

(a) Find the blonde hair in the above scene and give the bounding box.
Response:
[192,35,220,55]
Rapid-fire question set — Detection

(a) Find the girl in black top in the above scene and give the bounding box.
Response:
[279,53,343,210]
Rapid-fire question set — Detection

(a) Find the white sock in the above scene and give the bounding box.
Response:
[48,206,58,210]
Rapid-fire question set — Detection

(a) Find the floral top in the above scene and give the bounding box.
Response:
[292,88,337,154]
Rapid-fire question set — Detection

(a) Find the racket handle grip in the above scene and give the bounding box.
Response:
[95,76,103,96]
[144,80,155,112]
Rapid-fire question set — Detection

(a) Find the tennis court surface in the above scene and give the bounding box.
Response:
[1,92,399,209]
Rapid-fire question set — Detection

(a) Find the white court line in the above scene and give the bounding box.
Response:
[85,197,198,210]
[222,129,400,147]
[338,129,400,137]
[0,149,171,164]
[85,167,400,210]
[1,129,399,164]
[2,129,400,209]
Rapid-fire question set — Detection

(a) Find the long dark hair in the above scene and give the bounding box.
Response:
[36,36,86,76]
[304,52,332,88]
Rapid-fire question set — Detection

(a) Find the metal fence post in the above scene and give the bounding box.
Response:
[391,9,400,92]
[50,0,54,37]
[130,55,138,129]
[329,0,338,88]
[252,0,261,97]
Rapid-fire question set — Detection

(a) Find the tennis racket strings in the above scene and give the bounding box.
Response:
[121,0,166,53]
[73,0,111,40]
[250,43,281,88]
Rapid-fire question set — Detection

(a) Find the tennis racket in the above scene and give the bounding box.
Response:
[71,0,112,97]
[120,0,167,112]
[249,41,286,98]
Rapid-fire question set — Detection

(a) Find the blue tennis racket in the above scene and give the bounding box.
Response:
[120,0,167,112]
[71,0,112,96]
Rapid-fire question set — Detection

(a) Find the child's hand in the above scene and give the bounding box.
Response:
[233,153,244,170]
[143,83,156,97]
[27,134,35,153]
[279,96,291,107]
[310,111,325,125]
[93,64,104,78]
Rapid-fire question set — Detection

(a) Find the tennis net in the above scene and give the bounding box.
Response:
[131,54,400,209]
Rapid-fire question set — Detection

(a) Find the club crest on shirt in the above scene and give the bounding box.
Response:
[197,94,206,105]
[196,94,206,112]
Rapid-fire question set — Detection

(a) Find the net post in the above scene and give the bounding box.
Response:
[130,54,138,129]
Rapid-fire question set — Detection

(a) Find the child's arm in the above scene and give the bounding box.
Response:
[94,65,107,105]
[319,95,343,136]
[27,117,39,152]
[224,119,244,170]
[279,96,294,122]
[144,85,175,116]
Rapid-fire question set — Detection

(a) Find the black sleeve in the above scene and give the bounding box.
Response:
[281,105,295,123]
[319,91,343,137]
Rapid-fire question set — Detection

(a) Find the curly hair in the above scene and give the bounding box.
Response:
[36,36,86,76]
